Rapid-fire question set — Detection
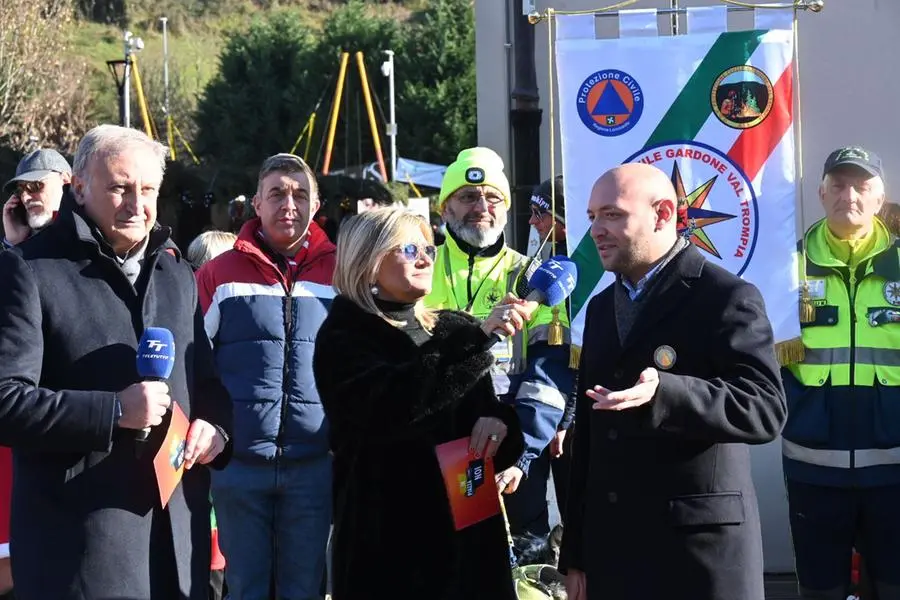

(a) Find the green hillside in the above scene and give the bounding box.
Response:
[1,0,474,222]
[71,1,423,129]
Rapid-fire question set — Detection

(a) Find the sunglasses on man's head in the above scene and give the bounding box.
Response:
[396,243,437,263]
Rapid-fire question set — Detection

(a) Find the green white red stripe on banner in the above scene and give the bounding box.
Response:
[568,29,794,322]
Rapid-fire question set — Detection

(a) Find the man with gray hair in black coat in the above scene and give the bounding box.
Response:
[0,124,232,600]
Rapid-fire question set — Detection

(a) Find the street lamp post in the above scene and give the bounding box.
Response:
[123,32,132,128]
[160,17,173,158]
[160,17,170,122]
[381,50,397,182]
[122,30,144,128]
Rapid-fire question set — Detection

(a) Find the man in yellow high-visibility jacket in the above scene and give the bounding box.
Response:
[783,146,900,600]
[425,147,574,539]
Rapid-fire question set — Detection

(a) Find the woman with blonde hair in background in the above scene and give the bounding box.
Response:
[186,228,236,600]
[187,230,237,270]
[313,207,525,600]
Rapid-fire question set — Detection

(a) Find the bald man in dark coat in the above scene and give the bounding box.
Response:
[559,163,787,600]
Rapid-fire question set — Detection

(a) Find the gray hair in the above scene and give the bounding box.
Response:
[73,124,168,180]
[333,207,436,330]
[187,230,237,268]
[257,153,319,203]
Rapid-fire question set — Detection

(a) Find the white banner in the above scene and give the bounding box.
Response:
[556,15,799,348]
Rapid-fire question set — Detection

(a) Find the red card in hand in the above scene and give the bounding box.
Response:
[153,403,190,508]
[435,437,500,530]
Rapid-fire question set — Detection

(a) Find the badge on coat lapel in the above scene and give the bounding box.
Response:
[805,278,827,306]
[884,281,900,306]
[653,345,677,370]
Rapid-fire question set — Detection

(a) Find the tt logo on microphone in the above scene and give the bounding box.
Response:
[147,340,168,352]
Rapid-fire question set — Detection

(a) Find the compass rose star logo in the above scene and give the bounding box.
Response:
[670,162,736,259]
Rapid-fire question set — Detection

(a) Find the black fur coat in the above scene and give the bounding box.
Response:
[313,295,524,600]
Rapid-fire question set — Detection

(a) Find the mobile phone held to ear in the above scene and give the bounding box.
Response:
[12,198,27,225]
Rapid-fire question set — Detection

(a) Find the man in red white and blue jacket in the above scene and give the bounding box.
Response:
[197,154,335,600]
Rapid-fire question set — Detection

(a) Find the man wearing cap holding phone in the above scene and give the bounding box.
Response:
[2,148,72,248]
[782,146,900,600]
[0,148,71,597]
[529,175,577,522]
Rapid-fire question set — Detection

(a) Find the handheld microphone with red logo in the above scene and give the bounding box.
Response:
[490,256,579,343]
[135,327,175,451]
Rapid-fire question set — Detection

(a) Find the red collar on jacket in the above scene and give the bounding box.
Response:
[233,217,335,288]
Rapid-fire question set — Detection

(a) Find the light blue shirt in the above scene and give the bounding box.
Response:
[620,260,667,301]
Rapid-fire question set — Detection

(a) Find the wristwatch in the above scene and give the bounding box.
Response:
[212,424,230,445]
[113,393,123,424]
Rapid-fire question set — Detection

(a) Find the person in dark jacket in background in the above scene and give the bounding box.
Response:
[196,153,335,600]
[528,175,576,523]
[560,163,786,600]
[0,124,232,600]
[313,207,525,600]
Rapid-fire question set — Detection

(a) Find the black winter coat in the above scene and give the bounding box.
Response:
[313,295,525,600]
[0,196,232,600]
[559,245,787,600]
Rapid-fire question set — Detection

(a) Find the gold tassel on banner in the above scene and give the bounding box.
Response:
[799,280,816,324]
[798,241,815,324]
[569,344,582,370]
[775,337,806,366]
[548,307,564,346]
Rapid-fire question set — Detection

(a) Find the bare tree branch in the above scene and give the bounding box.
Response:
[0,0,94,153]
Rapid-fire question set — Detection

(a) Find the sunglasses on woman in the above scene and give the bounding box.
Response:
[396,243,437,263]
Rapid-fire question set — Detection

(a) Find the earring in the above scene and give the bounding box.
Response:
[370,284,379,296]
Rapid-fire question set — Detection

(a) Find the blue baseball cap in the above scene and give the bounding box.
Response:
[5,149,72,193]
[823,146,884,181]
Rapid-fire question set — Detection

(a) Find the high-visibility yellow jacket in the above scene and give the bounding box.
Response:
[425,232,573,474]
[782,217,900,487]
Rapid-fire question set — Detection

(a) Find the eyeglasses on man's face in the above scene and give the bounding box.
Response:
[454,189,506,207]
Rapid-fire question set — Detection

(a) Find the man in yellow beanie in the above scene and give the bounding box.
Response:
[425,147,574,541]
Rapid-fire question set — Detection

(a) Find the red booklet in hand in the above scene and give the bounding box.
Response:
[153,403,190,508]
[435,436,501,530]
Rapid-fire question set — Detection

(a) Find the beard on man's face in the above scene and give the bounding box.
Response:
[25,205,54,231]
[444,208,506,249]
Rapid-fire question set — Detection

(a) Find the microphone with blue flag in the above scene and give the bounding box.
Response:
[490,256,578,343]
[523,256,579,307]
[135,327,175,448]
